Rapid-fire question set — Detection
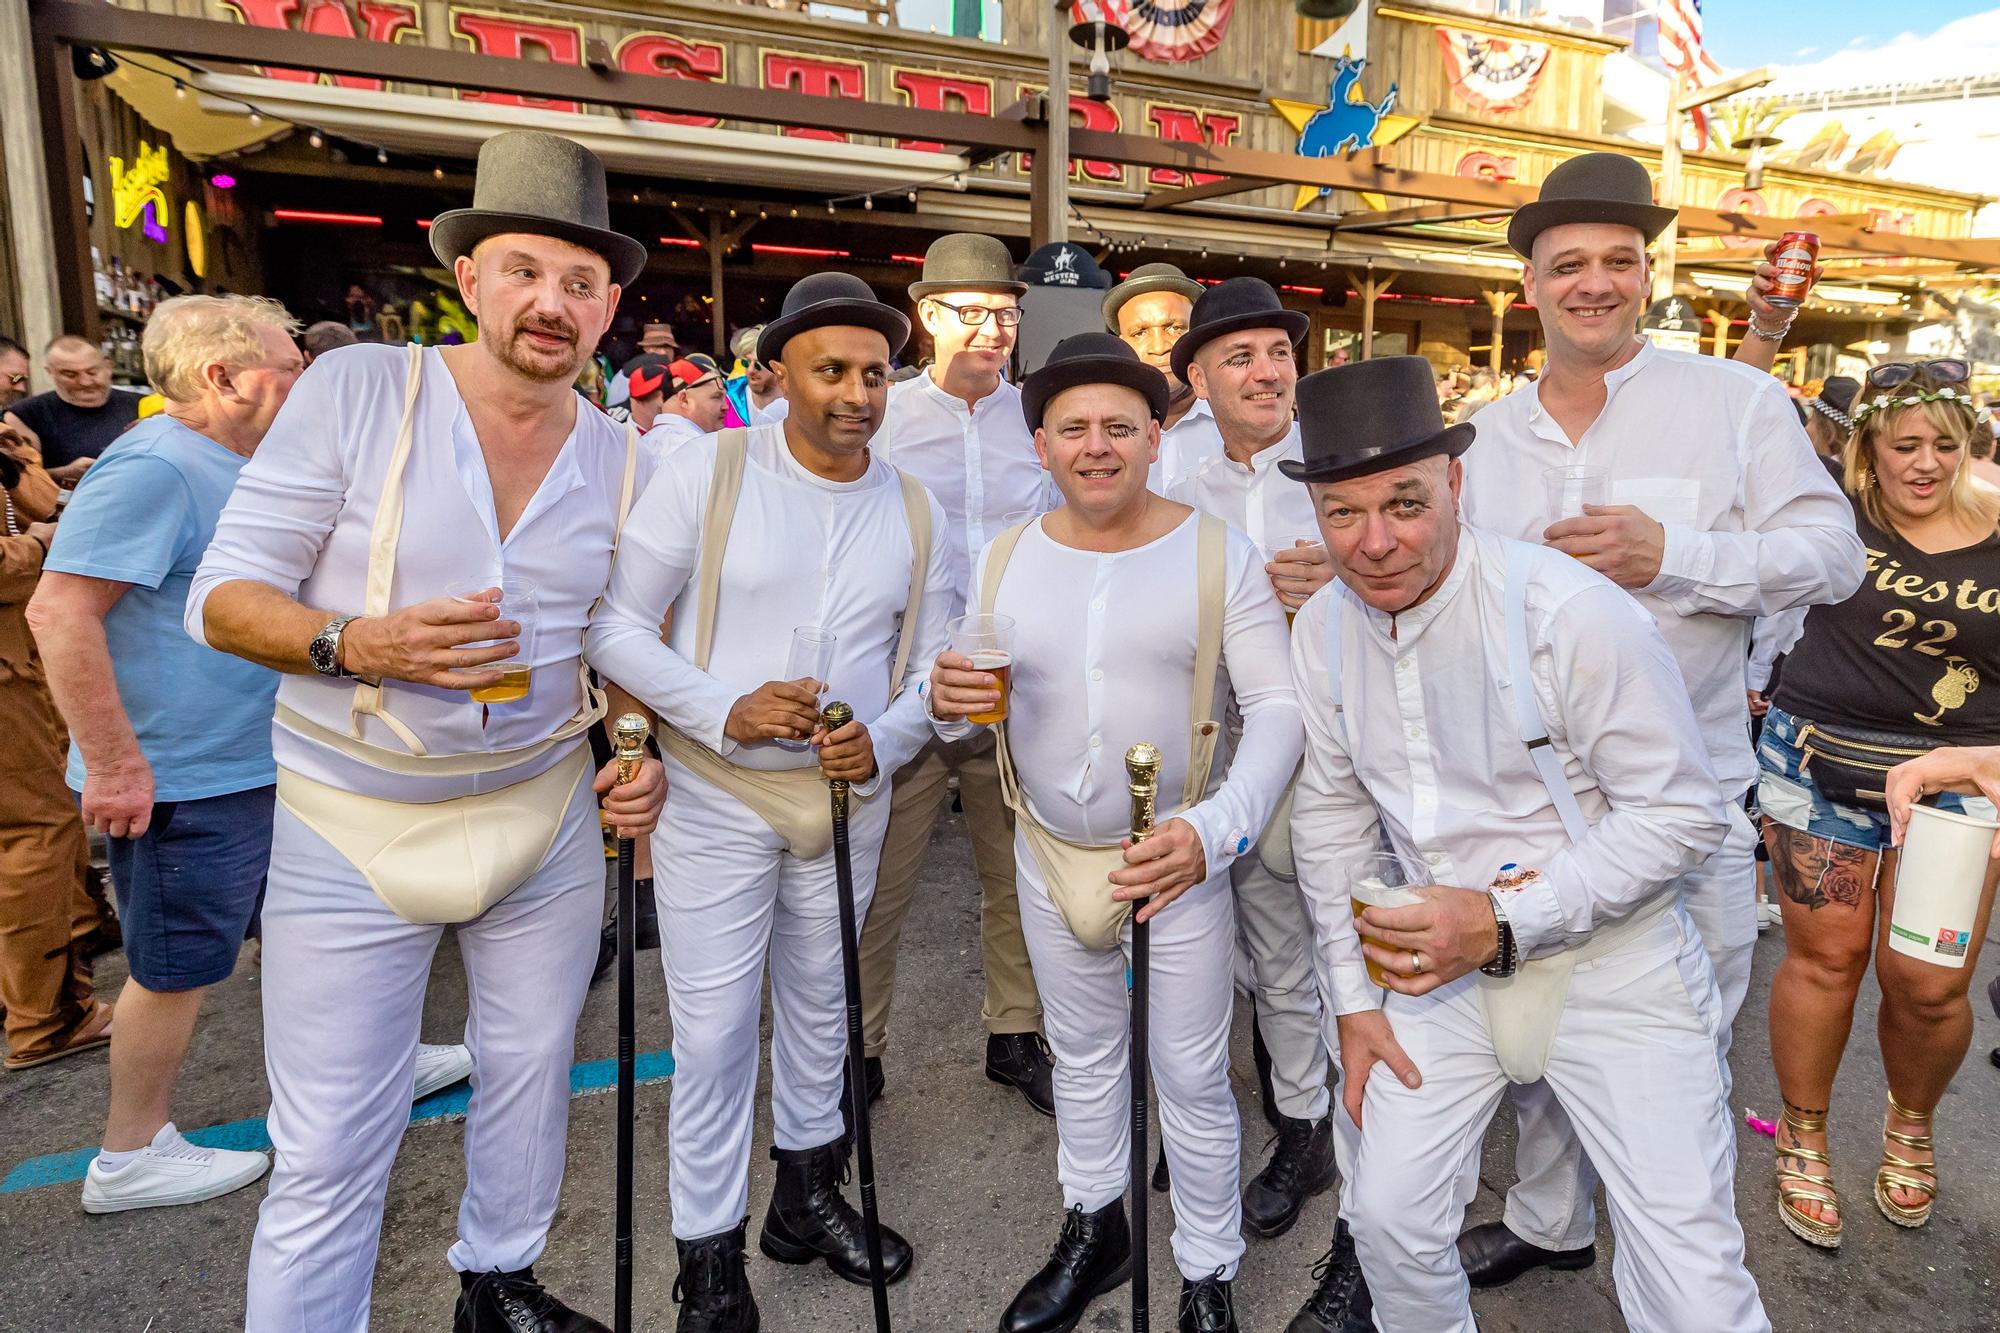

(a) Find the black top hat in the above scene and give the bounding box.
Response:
[1021,332,1169,431]
[429,131,647,287]
[1170,277,1311,382]
[908,234,1028,300]
[1280,356,1474,485]
[1017,242,1112,290]
[1103,262,1204,332]
[757,273,911,365]
[1507,152,1677,259]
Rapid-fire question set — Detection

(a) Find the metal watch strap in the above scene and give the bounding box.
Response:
[311,614,358,678]
[1481,892,1518,978]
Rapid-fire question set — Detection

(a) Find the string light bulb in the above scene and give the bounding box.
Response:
[432,165,444,180]
[249,111,263,126]
[173,81,187,100]
[308,130,324,149]
[376,148,388,165]
[863,196,873,210]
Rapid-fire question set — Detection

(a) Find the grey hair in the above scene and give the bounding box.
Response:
[143,295,301,403]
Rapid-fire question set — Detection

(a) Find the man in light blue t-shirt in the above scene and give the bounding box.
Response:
[30,296,306,1217]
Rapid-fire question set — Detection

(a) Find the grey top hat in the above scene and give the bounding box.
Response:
[909,234,1028,301]
[758,273,911,366]
[1103,262,1204,332]
[1507,152,1677,259]
[429,131,647,287]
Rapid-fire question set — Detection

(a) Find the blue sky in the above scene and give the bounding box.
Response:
[1701,0,1991,67]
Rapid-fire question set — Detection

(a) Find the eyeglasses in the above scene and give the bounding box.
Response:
[1868,359,1969,389]
[927,299,1022,328]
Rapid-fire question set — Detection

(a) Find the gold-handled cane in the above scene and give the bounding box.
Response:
[821,702,892,1331]
[1125,742,1162,1333]
[611,713,649,1333]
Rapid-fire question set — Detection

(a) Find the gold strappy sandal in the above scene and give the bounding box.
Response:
[1776,1104,1842,1249]
[1874,1094,1937,1228]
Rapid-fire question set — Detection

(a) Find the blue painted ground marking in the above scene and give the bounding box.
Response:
[0,1048,673,1196]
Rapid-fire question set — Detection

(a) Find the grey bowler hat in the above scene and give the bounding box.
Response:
[429,131,648,287]
[1102,262,1203,332]
[908,233,1028,301]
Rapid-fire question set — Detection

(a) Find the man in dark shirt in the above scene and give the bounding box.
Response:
[0,336,29,410]
[4,336,142,483]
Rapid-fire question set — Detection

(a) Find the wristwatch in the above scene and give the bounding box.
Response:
[309,614,359,678]
[1480,892,1519,978]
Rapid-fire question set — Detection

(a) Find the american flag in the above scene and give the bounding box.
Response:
[1655,0,1723,144]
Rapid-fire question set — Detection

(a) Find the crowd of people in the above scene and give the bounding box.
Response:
[2,126,1997,1333]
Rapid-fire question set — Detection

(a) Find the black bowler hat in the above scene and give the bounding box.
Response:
[908,234,1028,300]
[1022,332,1169,431]
[757,272,911,365]
[1103,262,1203,332]
[430,131,647,287]
[1170,276,1310,383]
[1507,152,1678,259]
[1280,356,1474,485]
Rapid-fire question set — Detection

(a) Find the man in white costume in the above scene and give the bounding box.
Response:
[1277,354,1767,1333]
[640,356,730,458]
[1163,277,1336,1236]
[1453,151,1864,1287]
[1101,262,1222,492]
[929,333,1302,1333]
[188,131,666,1333]
[862,233,1056,1118]
[586,271,953,1333]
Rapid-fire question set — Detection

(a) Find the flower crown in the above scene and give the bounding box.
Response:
[1852,385,1993,427]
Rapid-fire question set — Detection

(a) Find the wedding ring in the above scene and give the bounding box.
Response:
[1410,950,1425,975]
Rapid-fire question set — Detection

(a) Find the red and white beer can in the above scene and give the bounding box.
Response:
[1768,232,1819,308]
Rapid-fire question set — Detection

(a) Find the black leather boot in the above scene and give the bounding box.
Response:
[1152,1146,1171,1193]
[1456,1221,1595,1288]
[1178,1269,1238,1333]
[758,1140,913,1286]
[839,1055,886,1140]
[1284,1220,1373,1333]
[673,1223,759,1333]
[999,1200,1132,1333]
[589,880,660,988]
[986,1032,1056,1117]
[1251,1020,1283,1131]
[453,1267,607,1333]
[1242,1113,1337,1238]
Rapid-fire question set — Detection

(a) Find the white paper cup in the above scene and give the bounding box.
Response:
[1888,803,1999,968]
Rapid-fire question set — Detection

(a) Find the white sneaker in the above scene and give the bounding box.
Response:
[414,1042,474,1101]
[81,1123,268,1214]
[1758,899,1784,932]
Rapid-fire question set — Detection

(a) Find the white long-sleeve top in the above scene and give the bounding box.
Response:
[1148,397,1225,495]
[877,373,1053,619]
[1747,607,1807,693]
[1461,339,1863,794]
[1289,526,1731,1018]
[639,412,708,465]
[585,423,952,792]
[938,511,1302,877]
[187,344,655,800]
[1166,422,1318,553]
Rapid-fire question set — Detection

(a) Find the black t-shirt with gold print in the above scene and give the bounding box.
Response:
[1777,500,2000,742]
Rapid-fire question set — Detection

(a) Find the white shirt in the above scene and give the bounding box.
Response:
[1748,608,1807,694]
[1461,339,1864,793]
[941,512,1302,875]
[1150,397,1225,495]
[1289,527,1730,1018]
[878,373,1053,617]
[640,412,708,465]
[1166,422,1318,553]
[187,343,654,798]
[750,396,790,426]
[585,423,953,792]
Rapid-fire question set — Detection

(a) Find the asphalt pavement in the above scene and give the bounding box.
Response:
[2,809,1996,1332]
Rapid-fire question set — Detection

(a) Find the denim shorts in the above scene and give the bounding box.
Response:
[1755,707,1992,852]
[105,785,275,991]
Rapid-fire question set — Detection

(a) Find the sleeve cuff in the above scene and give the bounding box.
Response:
[1181,801,1251,879]
[1501,876,1565,959]
[1644,524,1710,609]
[852,766,885,799]
[1327,960,1383,1016]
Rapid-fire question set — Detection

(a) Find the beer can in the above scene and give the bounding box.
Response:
[1767,232,1819,308]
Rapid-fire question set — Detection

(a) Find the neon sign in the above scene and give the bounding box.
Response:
[110,142,171,244]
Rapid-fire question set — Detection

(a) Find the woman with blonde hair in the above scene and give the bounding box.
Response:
[1753,358,2000,1249]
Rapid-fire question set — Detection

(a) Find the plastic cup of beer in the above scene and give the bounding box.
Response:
[778,627,837,751]
[950,612,1015,726]
[1350,850,1428,988]
[1543,465,1610,521]
[1888,803,2000,968]
[449,576,537,704]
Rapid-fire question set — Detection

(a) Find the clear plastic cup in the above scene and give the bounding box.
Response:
[778,627,837,750]
[449,576,537,704]
[950,612,1015,726]
[1543,464,1610,521]
[1350,849,1429,988]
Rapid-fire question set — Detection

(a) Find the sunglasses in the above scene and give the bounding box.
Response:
[1867,359,1969,389]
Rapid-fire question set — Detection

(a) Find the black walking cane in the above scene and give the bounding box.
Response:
[611,713,650,1333]
[1125,742,1162,1333]
[821,701,893,1333]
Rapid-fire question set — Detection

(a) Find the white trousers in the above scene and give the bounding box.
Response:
[656,756,891,1240]
[1342,906,1767,1333]
[246,770,603,1333]
[1503,804,1758,1249]
[1016,830,1244,1281]
[1231,849,1332,1121]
